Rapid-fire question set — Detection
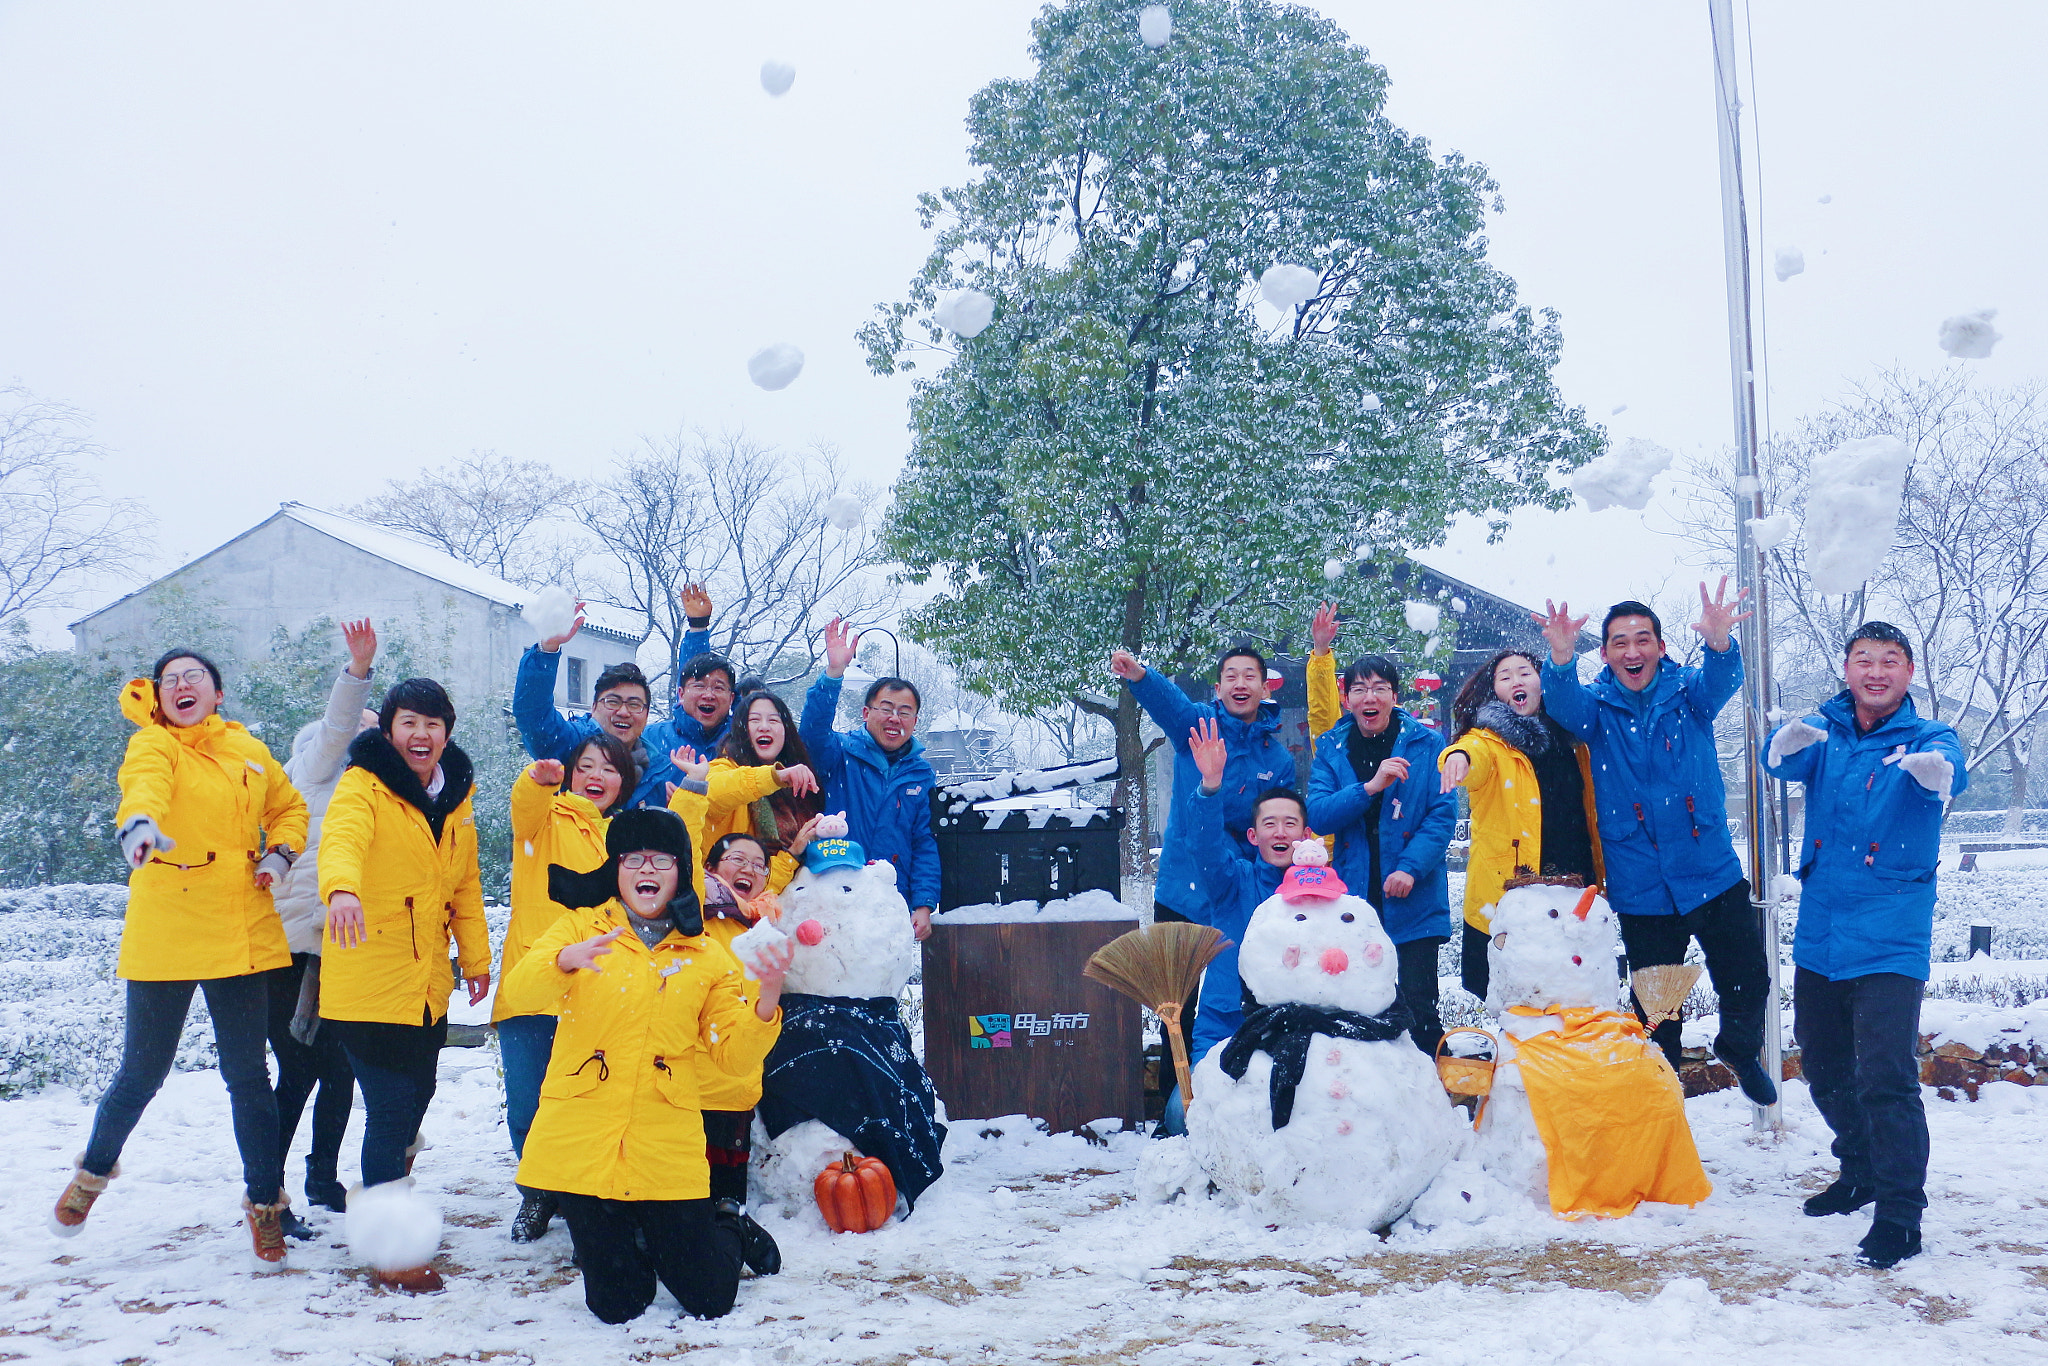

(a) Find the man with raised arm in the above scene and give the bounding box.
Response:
[1537,580,1778,1107]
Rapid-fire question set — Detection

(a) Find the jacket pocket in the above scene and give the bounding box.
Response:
[540,1049,609,1100]
[1869,860,1932,886]
[650,1056,700,1109]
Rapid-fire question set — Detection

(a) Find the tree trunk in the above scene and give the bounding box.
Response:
[1113,689,1153,881]
[2004,715,2033,837]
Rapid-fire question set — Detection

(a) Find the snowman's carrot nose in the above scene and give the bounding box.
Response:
[1571,886,1597,921]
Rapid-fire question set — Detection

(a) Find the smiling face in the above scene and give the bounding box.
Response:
[155,657,221,728]
[1246,794,1309,866]
[710,836,769,899]
[617,850,680,918]
[592,680,652,744]
[386,708,448,783]
[1602,615,1666,692]
[571,746,624,811]
[744,696,787,761]
[679,669,735,731]
[1344,671,1397,734]
[1215,653,1265,720]
[862,685,918,750]
[1238,892,1398,1014]
[1844,638,1914,723]
[1492,655,1543,717]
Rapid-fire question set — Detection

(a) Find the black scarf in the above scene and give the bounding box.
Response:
[1345,718,1399,909]
[344,729,473,844]
[1218,998,1416,1129]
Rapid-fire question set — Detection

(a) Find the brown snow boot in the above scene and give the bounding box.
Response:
[243,1192,291,1267]
[403,1131,427,1177]
[50,1159,116,1237]
[374,1265,445,1293]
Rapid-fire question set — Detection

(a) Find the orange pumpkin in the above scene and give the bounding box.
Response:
[814,1153,896,1233]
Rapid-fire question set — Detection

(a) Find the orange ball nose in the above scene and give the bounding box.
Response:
[1319,946,1349,975]
[795,919,827,946]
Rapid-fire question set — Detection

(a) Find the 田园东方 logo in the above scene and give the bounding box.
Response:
[969,1011,1090,1049]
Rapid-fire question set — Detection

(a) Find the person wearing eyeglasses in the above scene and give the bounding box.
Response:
[799,619,940,939]
[1306,653,1456,1053]
[52,649,309,1265]
[502,808,789,1323]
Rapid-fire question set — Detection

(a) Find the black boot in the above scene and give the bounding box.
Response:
[1856,1219,1922,1269]
[714,1197,781,1276]
[1713,1044,1780,1107]
[510,1187,557,1243]
[1804,1178,1876,1217]
[279,1204,320,1241]
[305,1161,348,1214]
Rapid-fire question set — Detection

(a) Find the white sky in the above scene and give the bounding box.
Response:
[3,0,2041,646]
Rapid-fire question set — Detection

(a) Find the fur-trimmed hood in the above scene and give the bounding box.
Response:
[344,727,474,844]
[1474,700,1553,756]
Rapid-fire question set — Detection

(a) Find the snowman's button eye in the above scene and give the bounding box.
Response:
[1294,913,1307,922]
[1340,913,1355,923]
[1548,909,1559,918]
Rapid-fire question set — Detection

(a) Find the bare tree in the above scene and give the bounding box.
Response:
[577,430,896,689]
[0,387,155,626]
[345,450,579,588]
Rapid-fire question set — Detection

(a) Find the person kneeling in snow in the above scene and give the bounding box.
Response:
[1763,623,1966,1270]
[501,808,789,1324]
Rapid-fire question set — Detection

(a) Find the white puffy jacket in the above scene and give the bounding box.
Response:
[274,666,376,953]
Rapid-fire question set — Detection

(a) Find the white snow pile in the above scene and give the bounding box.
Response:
[1805,434,1910,594]
[943,757,1118,804]
[518,585,579,643]
[1571,437,1673,512]
[747,342,805,391]
[1773,247,1806,281]
[1403,600,1441,634]
[1259,263,1320,312]
[759,60,796,97]
[932,889,1137,926]
[1939,308,2002,360]
[729,917,791,982]
[1137,4,1172,49]
[821,492,865,531]
[345,1181,443,1273]
[1746,512,1795,551]
[1323,558,1346,582]
[934,288,996,339]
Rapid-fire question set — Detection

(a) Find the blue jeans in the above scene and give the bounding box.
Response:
[496,1013,557,1161]
[331,1016,446,1188]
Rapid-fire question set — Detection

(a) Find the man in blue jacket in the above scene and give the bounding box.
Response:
[800,618,940,940]
[1764,622,1965,1270]
[511,584,736,807]
[1539,581,1778,1106]
[1306,653,1456,1053]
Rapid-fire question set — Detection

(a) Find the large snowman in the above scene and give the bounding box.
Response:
[1187,843,1461,1230]
[740,821,945,1219]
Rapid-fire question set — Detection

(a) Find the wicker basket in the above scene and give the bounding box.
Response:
[1434,1027,1499,1099]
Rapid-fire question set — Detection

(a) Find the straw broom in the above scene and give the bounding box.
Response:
[1084,922,1232,1109]
[1630,963,1704,1031]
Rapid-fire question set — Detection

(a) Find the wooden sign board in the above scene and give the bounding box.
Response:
[920,919,1143,1135]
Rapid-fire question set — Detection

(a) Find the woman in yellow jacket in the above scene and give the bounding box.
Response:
[53,650,309,1262]
[1437,649,1605,998]
[695,690,825,893]
[502,807,790,1324]
[499,733,636,1244]
[319,678,491,1291]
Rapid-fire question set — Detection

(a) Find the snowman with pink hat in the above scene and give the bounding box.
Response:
[1186,841,1462,1229]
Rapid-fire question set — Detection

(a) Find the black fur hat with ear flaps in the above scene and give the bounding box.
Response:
[547,807,703,936]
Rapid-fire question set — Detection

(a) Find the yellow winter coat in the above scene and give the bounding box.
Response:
[1440,726,1605,932]
[496,766,611,1024]
[701,758,802,892]
[1306,651,1342,853]
[113,680,308,981]
[694,905,779,1112]
[317,737,490,1025]
[503,902,781,1201]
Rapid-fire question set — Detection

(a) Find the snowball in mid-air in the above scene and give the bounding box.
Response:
[346,1182,443,1273]
[1137,5,1172,48]
[1938,309,2002,360]
[760,61,796,97]
[520,585,579,642]
[1322,558,1346,582]
[1360,392,1382,411]
[1610,403,1628,416]
[1734,474,1760,495]
[933,288,995,339]
[1773,247,1805,282]
[1259,263,1320,312]
[1570,437,1674,512]
[1746,513,1794,551]
[1806,435,1910,594]
[822,493,865,531]
[748,343,805,391]
[1818,193,1833,204]
[1450,597,1467,613]
[1403,601,1441,634]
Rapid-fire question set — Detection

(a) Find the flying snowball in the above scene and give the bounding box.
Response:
[1818,193,1832,204]
[1138,5,1172,48]
[1450,597,1468,614]
[1323,558,1346,582]
[1259,263,1320,312]
[1570,437,1674,512]
[748,343,805,391]
[1403,601,1441,635]
[1773,247,1805,282]
[1423,634,1440,655]
[1360,392,1382,411]
[760,61,796,97]
[933,288,995,339]
[1938,309,2002,360]
[822,493,865,531]
[1734,474,1760,495]
[1610,404,1628,416]
[1746,513,1795,551]
[1806,435,1910,595]
[520,585,579,642]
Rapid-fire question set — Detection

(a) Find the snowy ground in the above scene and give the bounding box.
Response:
[3,1045,2046,1365]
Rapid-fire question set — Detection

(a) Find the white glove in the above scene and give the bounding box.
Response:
[1887,749,1955,798]
[255,848,295,886]
[118,815,175,868]
[1766,719,1827,767]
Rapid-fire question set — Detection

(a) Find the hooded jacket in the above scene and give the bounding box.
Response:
[1441,707,1605,932]
[798,674,941,911]
[497,764,611,1024]
[1541,643,1744,916]
[274,665,376,954]
[112,679,308,981]
[317,730,489,1025]
[1765,693,1967,981]
[1184,786,1287,1058]
[702,757,812,894]
[1305,709,1456,944]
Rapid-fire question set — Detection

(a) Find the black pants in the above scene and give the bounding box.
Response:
[331,1016,446,1188]
[266,955,355,1187]
[1794,968,1928,1230]
[1460,921,1491,1001]
[1618,879,1770,1074]
[83,974,282,1204]
[702,1109,753,1205]
[556,1193,742,1323]
[1395,936,1448,1055]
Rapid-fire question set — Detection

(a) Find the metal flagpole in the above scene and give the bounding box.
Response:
[1706,0,1785,1134]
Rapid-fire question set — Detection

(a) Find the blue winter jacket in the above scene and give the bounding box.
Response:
[1305,711,1456,945]
[1542,642,1744,916]
[511,625,725,809]
[1185,786,1286,1060]
[799,673,942,912]
[1764,693,1966,981]
[1127,666,1291,916]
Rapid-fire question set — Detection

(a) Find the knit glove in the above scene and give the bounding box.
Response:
[1887,749,1955,799]
[1766,719,1827,767]
[118,815,175,869]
